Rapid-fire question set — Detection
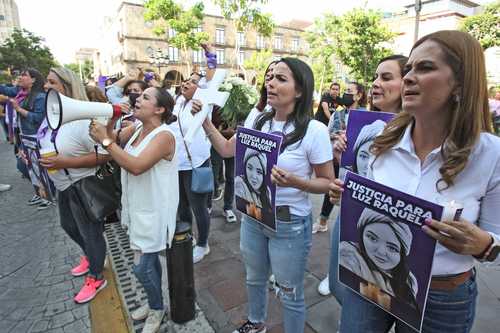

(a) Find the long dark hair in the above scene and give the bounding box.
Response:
[358,216,418,309]
[243,150,271,212]
[256,60,279,111]
[152,87,176,124]
[254,58,314,151]
[22,68,45,110]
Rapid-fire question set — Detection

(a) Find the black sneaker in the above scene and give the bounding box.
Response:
[28,194,42,205]
[232,320,267,333]
[37,200,52,210]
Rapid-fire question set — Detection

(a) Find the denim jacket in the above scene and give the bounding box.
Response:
[0,85,46,135]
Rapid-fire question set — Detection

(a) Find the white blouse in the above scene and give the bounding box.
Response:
[121,124,179,252]
[370,124,500,275]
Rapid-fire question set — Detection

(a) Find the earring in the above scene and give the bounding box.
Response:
[454,95,460,103]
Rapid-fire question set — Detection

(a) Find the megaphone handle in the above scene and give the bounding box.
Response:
[112,105,122,118]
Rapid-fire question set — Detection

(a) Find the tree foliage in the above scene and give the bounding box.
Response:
[212,0,274,37]
[144,0,209,73]
[64,60,94,83]
[304,14,341,92]
[307,9,395,86]
[244,49,273,86]
[0,29,57,75]
[461,1,500,50]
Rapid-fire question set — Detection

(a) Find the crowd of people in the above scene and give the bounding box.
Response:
[0,30,499,333]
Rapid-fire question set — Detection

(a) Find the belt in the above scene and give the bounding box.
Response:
[430,270,473,291]
[276,205,291,222]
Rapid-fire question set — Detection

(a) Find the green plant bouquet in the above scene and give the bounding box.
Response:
[218,76,260,127]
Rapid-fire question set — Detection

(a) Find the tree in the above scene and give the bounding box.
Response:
[144,0,209,74]
[335,9,395,85]
[304,14,342,92]
[212,0,274,76]
[244,49,273,86]
[461,1,500,50]
[65,60,94,83]
[0,28,57,75]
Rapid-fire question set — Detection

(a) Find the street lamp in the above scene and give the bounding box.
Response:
[414,0,423,43]
[147,47,169,75]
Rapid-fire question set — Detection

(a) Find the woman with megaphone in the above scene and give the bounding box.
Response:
[38,67,113,304]
[89,87,178,332]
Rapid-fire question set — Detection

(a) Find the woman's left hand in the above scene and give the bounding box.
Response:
[40,155,68,170]
[271,166,299,188]
[89,120,109,144]
[422,218,493,256]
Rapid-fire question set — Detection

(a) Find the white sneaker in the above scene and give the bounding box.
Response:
[0,184,11,192]
[141,309,164,333]
[224,209,237,223]
[27,194,42,205]
[312,220,328,234]
[318,276,331,296]
[193,245,210,264]
[131,303,150,321]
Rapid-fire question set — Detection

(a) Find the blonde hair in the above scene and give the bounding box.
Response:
[371,30,492,191]
[49,67,89,101]
[85,85,108,103]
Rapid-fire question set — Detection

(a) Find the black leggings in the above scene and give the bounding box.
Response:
[58,186,106,278]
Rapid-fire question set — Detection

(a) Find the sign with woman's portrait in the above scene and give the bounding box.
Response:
[339,171,445,332]
[235,127,283,231]
[20,134,54,201]
[339,110,394,180]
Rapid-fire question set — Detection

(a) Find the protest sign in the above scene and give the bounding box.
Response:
[339,171,445,332]
[340,109,394,179]
[235,127,283,231]
[20,134,54,201]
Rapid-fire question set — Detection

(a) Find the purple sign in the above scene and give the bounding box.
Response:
[339,171,443,332]
[235,127,283,231]
[340,110,394,179]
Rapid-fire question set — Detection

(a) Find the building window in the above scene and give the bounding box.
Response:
[168,28,176,39]
[168,46,179,62]
[216,49,225,65]
[215,27,225,45]
[193,49,203,63]
[0,15,5,21]
[292,37,299,52]
[274,35,283,50]
[256,35,265,49]
[238,51,245,65]
[237,32,246,46]
[193,26,203,33]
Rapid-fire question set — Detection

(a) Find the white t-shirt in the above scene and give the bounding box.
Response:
[39,120,107,191]
[168,95,211,170]
[244,108,332,216]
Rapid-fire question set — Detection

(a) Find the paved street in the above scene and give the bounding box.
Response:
[0,141,90,332]
[1,136,500,332]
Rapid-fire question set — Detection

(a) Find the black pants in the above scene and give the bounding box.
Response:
[320,162,339,220]
[58,186,106,278]
[209,147,235,210]
[178,159,211,247]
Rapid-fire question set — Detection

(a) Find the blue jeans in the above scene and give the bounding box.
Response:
[133,252,164,310]
[240,214,312,333]
[339,272,478,333]
[329,216,347,304]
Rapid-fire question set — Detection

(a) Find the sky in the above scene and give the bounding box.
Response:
[15,0,494,64]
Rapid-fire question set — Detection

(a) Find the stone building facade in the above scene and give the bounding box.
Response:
[94,1,310,86]
[0,0,20,44]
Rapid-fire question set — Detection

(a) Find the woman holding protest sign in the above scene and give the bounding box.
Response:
[39,67,112,304]
[330,30,500,333]
[193,58,333,333]
[317,54,409,298]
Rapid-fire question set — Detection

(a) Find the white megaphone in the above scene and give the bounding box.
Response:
[45,88,122,130]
